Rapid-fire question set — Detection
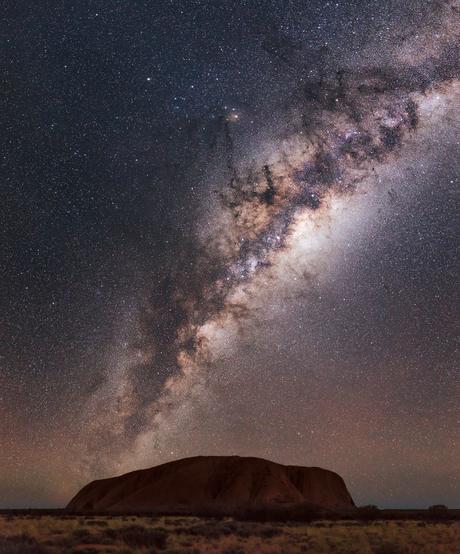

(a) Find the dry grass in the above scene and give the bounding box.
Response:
[0,515,459,553]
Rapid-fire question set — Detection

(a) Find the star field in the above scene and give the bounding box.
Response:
[0,0,459,508]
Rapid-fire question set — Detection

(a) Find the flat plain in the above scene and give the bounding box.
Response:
[1,514,460,553]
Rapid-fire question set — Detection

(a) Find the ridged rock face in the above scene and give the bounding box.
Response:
[67,456,355,514]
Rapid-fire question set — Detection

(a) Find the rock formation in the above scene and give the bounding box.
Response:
[67,455,355,515]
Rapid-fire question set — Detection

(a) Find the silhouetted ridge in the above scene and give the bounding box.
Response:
[67,455,355,515]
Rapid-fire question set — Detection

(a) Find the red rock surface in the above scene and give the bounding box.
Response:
[67,455,355,514]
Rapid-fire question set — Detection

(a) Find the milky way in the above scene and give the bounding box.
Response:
[1,0,459,508]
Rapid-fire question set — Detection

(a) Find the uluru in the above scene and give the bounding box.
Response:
[67,455,355,515]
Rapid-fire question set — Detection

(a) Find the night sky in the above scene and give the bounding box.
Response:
[1,0,459,508]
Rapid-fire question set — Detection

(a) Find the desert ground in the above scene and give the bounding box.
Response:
[1,513,460,554]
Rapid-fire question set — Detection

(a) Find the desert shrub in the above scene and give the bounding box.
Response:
[357,505,382,520]
[229,522,283,538]
[313,521,330,527]
[102,527,117,540]
[71,528,94,543]
[0,534,46,554]
[166,517,188,526]
[179,521,234,539]
[176,520,283,541]
[428,505,449,519]
[108,525,168,549]
[237,503,323,522]
[1,533,37,544]
[372,541,403,554]
[256,525,283,538]
[85,519,108,527]
[0,544,45,554]
[428,504,449,512]
[231,522,251,538]
[428,505,448,511]
[223,548,245,554]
